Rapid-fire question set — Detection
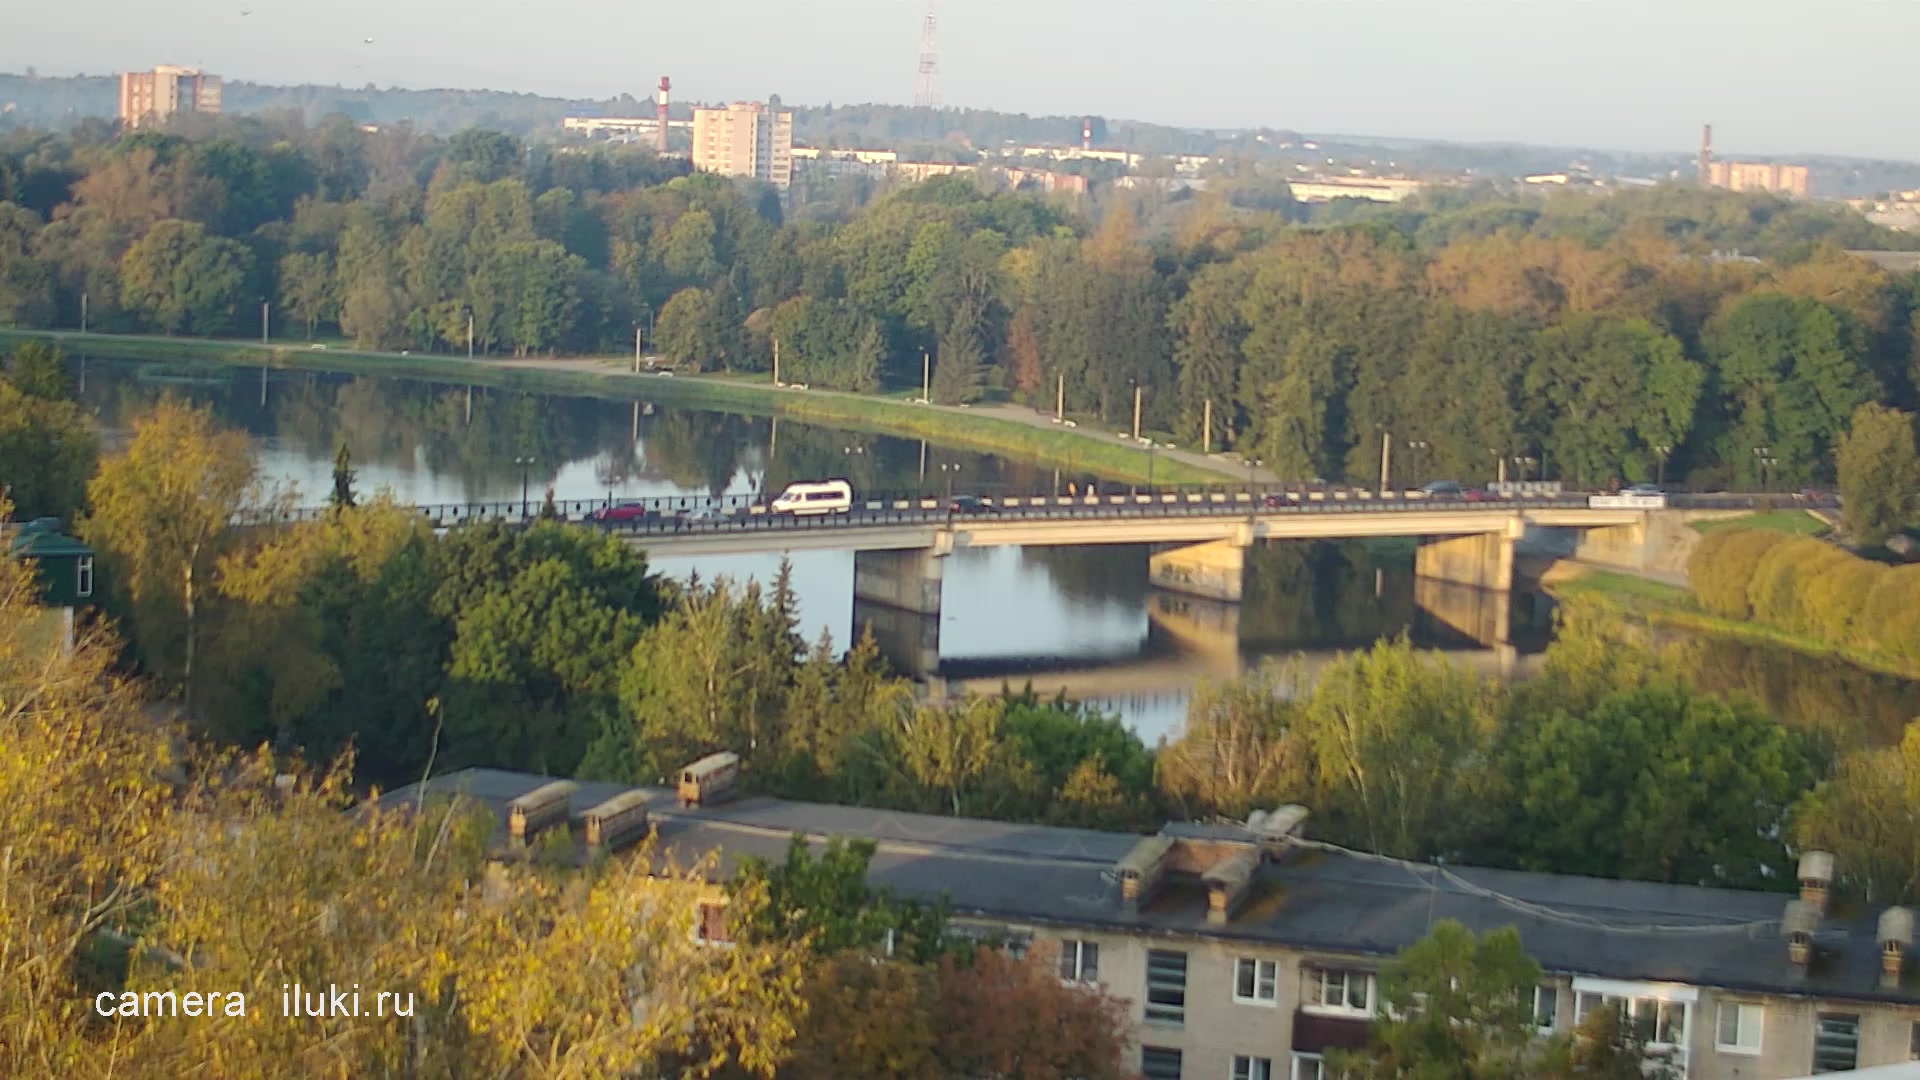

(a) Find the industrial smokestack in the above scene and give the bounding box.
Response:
[1082,116,1092,152]
[1698,123,1713,187]
[657,76,671,154]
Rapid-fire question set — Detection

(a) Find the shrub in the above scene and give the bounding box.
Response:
[1689,527,1791,618]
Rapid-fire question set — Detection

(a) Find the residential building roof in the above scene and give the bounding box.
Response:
[385,768,1919,1007]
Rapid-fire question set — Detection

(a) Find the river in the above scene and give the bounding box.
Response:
[74,359,1920,747]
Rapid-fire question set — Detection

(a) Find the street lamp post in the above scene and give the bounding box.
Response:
[1406,439,1430,488]
[1654,445,1671,489]
[261,299,270,345]
[515,456,537,518]
[1753,446,1773,494]
[80,290,88,334]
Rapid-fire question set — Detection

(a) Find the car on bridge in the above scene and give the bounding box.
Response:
[947,495,997,515]
[681,506,731,525]
[1261,492,1297,508]
[588,501,659,525]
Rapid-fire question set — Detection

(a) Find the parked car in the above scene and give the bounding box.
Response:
[588,501,657,525]
[947,495,996,515]
[1624,483,1664,496]
[682,506,730,525]
[1419,481,1466,498]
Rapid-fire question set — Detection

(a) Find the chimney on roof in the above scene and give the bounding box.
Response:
[1204,848,1259,924]
[1783,899,1820,967]
[1116,835,1175,913]
[1880,907,1914,989]
[1798,850,1835,914]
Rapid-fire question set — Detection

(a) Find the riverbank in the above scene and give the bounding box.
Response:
[1541,562,1920,682]
[1,329,1235,486]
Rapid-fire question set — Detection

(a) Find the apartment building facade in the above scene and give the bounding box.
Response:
[397,769,1920,1080]
[1707,161,1812,197]
[690,101,794,190]
[117,66,221,129]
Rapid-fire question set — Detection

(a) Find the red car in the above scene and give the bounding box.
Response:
[588,501,659,524]
[1261,493,1297,508]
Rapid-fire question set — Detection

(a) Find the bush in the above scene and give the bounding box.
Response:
[1800,556,1887,646]
[1860,565,1920,666]
[1689,527,1791,618]
[1747,536,1847,634]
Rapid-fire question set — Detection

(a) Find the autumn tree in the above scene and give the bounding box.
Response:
[1794,721,1920,904]
[932,943,1133,1080]
[3,340,70,400]
[277,250,336,339]
[81,397,257,708]
[1156,665,1308,820]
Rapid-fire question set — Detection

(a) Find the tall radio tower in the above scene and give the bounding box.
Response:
[914,0,940,109]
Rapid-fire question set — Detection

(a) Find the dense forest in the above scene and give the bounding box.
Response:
[7,116,1920,488]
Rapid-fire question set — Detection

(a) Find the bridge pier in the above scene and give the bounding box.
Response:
[853,598,942,682]
[852,543,947,615]
[1414,523,1519,593]
[1148,526,1254,603]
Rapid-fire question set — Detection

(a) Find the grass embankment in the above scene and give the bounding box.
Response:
[1691,509,1830,536]
[2,329,1219,485]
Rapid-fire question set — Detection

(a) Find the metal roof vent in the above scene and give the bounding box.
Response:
[1880,907,1914,988]
[1798,850,1835,914]
[1783,899,1820,966]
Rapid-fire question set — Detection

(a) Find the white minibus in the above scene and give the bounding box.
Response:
[770,479,854,515]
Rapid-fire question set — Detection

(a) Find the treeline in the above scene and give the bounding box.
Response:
[7,120,1920,484]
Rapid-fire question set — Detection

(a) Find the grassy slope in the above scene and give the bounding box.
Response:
[2,329,1222,485]
[1691,509,1829,536]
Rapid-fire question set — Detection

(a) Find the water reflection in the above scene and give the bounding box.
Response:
[75,362,1104,505]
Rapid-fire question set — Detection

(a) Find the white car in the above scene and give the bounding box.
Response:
[684,507,729,524]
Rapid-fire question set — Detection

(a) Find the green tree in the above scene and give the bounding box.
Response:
[1835,402,1920,544]
[1794,721,1920,904]
[930,310,985,405]
[730,833,949,963]
[119,218,256,335]
[4,341,70,400]
[1333,921,1541,1079]
[1703,292,1878,486]
[0,380,97,522]
[278,250,336,339]
[1498,678,1809,887]
[1526,315,1701,487]
[0,201,56,328]
[656,286,724,372]
[80,398,256,708]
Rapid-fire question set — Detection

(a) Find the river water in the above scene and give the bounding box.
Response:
[74,360,1920,747]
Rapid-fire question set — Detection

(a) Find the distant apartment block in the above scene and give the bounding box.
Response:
[1289,176,1425,204]
[561,116,692,141]
[1707,161,1811,197]
[690,101,794,190]
[117,66,221,129]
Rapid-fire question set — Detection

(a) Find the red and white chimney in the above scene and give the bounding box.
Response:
[656,76,671,154]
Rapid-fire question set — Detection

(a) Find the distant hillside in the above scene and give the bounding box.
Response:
[6,70,1920,194]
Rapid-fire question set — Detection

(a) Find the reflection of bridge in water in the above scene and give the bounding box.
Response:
[890,578,1550,733]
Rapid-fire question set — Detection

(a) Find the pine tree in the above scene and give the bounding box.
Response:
[330,442,357,511]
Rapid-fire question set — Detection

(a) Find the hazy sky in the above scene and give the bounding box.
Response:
[6,0,1910,160]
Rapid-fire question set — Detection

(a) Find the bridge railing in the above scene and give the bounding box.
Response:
[242,487,1808,532]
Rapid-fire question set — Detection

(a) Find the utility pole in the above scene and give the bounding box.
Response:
[1132,384,1143,442]
[921,348,930,403]
[1203,399,1213,455]
[80,291,88,334]
[773,338,782,386]
[1379,431,1391,493]
[261,300,270,345]
[467,313,475,360]
[634,325,642,373]
[1055,374,1065,422]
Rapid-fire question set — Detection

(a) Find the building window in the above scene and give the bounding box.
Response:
[1141,1045,1182,1080]
[693,899,729,945]
[1145,949,1188,1024]
[76,556,93,598]
[1813,1013,1859,1073]
[1234,957,1279,1005]
[1058,939,1099,983]
[1575,991,1686,1047]
[1291,1053,1329,1080]
[1233,1055,1275,1080]
[1715,1001,1763,1055]
[1533,985,1558,1032]
[1304,967,1374,1016]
